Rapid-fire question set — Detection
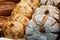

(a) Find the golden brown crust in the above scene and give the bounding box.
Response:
[0,2,16,16]
[2,14,29,39]
[0,16,9,27]
[12,14,29,26]
[11,0,40,18]
[21,0,40,10]
[0,16,10,37]
[2,21,25,39]
[12,2,33,18]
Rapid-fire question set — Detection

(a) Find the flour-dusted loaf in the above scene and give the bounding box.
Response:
[11,0,40,18]
[26,15,59,40]
[40,0,60,8]
[33,5,59,20]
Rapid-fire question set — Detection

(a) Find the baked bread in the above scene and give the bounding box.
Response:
[0,2,16,16]
[0,16,9,37]
[2,14,29,39]
[0,16,9,31]
[11,2,33,18]
[33,5,59,21]
[12,14,29,26]
[26,15,59,40]
[3,20,25,39]
[11,0,40,18]
[40,0,60,8]
[21,0,40,10]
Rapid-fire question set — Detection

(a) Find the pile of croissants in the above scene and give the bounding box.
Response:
[0,0,60,40]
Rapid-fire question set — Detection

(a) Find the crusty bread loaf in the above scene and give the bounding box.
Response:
[2,14,29,39]
[3,20,25,39]
[25,5,59,40]
[0,2,16,16]
[0,16,9,37]
[12,2,33,18]
[12,14,29,26]
[11,0,40,18]
[26,15,59,40]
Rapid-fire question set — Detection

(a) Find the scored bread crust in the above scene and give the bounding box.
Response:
[26,15,59,34]
[33,5,59,20]
[26,15,59,40]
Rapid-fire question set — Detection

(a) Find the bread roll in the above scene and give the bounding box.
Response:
[11,0,40,18]
[2,14,29,39]
[3,20,25,39]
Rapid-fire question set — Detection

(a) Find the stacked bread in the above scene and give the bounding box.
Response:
[0,0,59,40]
[2,0,40,39]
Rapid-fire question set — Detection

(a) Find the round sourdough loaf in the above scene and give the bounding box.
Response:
[26,15,59,40]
